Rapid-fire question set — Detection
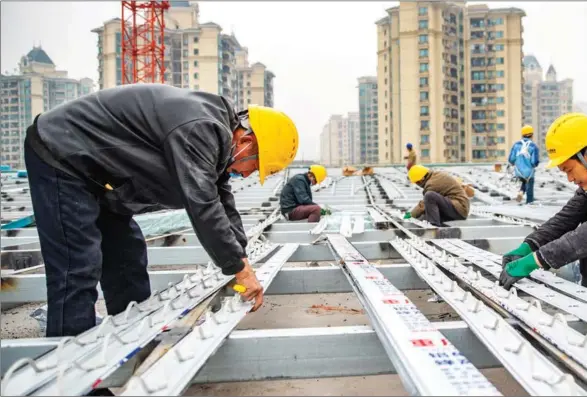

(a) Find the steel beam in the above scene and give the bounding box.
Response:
[1,324,503,385]
[0,265,431,304]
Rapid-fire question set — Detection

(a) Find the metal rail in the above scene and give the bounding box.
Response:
[439,238,587,303]
[403,238,587,391]
[326,234,501,396]
[1,240,280,396]
[392,238,587,396]
[119,243,299,396]
[431,239,587,321]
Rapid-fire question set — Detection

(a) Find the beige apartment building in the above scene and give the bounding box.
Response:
[522,55,573,157]
[320,112,360,166]
[0,47,93,168]
[376,1,524,164]
[91,1,274,108]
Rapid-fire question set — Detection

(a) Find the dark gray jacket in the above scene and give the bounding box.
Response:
[28,83,248,275]
[279,174,315,215]
[525,188,587,270]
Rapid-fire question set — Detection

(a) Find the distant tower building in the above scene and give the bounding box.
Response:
[357,76,378,165]
[523,55,573,157]
[0,46,94,168]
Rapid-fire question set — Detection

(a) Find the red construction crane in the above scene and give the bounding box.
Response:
[121,0,170,84]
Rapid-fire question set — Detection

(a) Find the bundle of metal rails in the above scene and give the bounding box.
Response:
[1,165,586,396]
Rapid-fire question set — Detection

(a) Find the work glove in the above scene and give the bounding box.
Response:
[320,208,332,216]
[501,242,532,267]
[403,212,412,220]
[498,253,540,290]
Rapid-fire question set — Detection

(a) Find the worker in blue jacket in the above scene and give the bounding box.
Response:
[508,125,540,204]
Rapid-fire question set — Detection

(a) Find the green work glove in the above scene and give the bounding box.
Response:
[501,242,532,267]
[403,212,412,220]
[498,253,540,290]
[320,208,332,216]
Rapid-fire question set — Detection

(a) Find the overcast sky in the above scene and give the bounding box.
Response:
[2,1,586,161]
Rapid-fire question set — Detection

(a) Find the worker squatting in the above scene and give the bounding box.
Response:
[22,83,587,395]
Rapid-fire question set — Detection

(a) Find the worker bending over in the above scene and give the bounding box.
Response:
[500,113,587,289]
[508,124,540,204]
[279,165,327,222]
[404,165,470,227]
[24,83,299,339]
[403,143,417,171]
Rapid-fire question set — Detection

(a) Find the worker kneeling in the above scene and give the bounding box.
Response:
[404,165,469,227]
[280,165,327,222]
[23,83,299,340]
[499,113,587,289]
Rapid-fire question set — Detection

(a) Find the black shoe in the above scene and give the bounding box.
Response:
[87,388,115,396]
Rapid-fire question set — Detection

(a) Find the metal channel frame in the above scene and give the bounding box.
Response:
[431,239,587,321]
[403,238,587,390]
[392,238,587,396]
[326,234,501,396]
[437,238,587,303]
[120,243,298,396]
[1,240,280,396]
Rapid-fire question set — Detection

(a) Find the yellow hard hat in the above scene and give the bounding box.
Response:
[521,125,534,136]
[248,105,299,185]
[544,113,587,169]
[408,164,429,184]
[309,164,327,184]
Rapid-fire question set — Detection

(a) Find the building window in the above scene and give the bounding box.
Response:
[183,49,188,57]
[193,49,199,55]
[419,77,429,87]
[419,49,428,58]
[193,37,199,43]
[419,63,429,72]
[418,34,428,44]
[418,20,428,29]
[183,73,189,83]
[193,73,199,79]
[422,149,430,158]
[496,70,505,78]
[494,44,504,51]
[497,123,505,130]
[421,120,429,130]
[421,135,430,144]
[418,6,427,16]
[420,91,429,101]
[472,71,485,80]
[497,97,505,104]
[497,110,505,117]
[183,61,188,69]
[496,31,504,38]
[420,106,429,116]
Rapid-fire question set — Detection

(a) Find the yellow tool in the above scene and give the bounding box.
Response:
[105,183,113,191]
[233,284,247,293]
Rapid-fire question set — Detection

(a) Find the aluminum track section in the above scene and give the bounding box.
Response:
[441,238,587,304]
[1,241,279,397]
[385,208,435,228]
[339,214,353,237]
[431,239,587,322]
[405,239,587,386]
[121,243,299,396]
[392,238,587,396]
[375,175,406,199]
[310,216,328,235]
[326,234,500,396]
[470,207,540,229]
[352,215,364,234]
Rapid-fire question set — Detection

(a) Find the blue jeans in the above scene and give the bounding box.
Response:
[520,177,535,204]
[24,142,151,337]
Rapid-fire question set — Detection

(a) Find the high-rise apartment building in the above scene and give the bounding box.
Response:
[358,76,378,164]
[91,2,274,107]
[0,47,93,168]
[319,112,360,166]
[376,1,524,164]
[522,55,573,157]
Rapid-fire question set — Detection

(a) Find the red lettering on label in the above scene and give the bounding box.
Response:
[411,339,434,347]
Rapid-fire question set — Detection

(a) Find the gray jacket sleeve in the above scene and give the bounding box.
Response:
[217,173,248,250]
[163,119,246,275]
[525,189,587,270]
